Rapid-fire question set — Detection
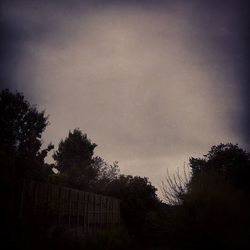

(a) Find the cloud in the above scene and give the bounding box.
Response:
[1,0,249,194]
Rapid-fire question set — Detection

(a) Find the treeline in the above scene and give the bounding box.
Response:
[0,89,160,250]
[1,89,250,250]
[161,143,250,249]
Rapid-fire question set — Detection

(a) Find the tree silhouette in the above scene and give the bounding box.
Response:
[105,175,159,239]
[1,89,54,250]
[161,143,250,250]
[53,129,99,189]
[189,143,250,194]
[0,89,53,179]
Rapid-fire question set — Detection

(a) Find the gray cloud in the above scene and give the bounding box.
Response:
[1,0,249,195]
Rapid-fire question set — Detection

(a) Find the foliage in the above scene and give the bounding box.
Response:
[161,143,250,249]
[1,89,54,250]
[95,158,120,182]
[6,89,250,249]
[37,225,136,250]
[52,128,97,189]
[52,129,120,190]
[82,227,135,250]
[161,167,190,205]
[104,175,159,239]
[168,173,250,249]
[162,143,250,205]
[0,89,53,179]
[53,129,97,172]
[189,143,250,194]
[93,157,120,192]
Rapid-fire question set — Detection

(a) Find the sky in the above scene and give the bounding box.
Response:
[1,0,249,196]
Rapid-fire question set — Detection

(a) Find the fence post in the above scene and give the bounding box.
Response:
[58,187,61,225]
[18,179,25,220]
[68,189,71,226]
[77,191,80,227]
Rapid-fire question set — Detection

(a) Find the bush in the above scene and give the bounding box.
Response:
[166,173,250,250]
[43,225,136,250]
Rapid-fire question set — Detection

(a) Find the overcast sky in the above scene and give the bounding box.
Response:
[1,0,249,196]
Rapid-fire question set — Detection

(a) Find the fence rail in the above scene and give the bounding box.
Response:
[19,179,120,234]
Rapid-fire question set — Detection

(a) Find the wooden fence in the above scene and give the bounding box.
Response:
[19,179,120,234]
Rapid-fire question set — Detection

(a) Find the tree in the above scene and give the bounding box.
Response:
[161,144,250,249]
[162,143,250,205]
[189,143,250,193]
[93,157,120,191]
[105,175,159,239]
[161,167,190,205]
[0,89,53,179]
[53,129,99,189]
[1,89,54,250]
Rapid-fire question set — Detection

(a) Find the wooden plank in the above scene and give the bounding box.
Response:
[58,187,61,224]
[68,189,71,226]
[19,179,121,233]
